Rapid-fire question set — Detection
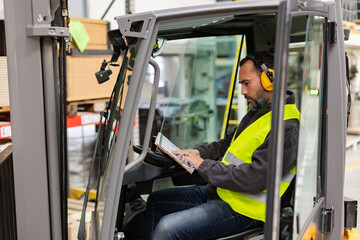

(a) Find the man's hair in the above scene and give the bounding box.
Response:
[239,52,274,76]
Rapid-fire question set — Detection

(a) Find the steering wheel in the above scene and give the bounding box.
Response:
[132,144,175,168]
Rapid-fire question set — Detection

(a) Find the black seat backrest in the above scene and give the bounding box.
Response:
[281,178,296,209]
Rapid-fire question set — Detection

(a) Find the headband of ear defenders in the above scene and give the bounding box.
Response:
[247,55,274,81]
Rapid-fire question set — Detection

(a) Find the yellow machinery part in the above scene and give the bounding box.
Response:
[69,186,97,200]
[344,228,360,240]
[220,36,244,138]
[302,225,317,240]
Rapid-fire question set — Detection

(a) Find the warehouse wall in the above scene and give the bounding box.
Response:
[87,0,126,25]
[68,0,126,29]
[0,0,3,19]
[69,0,216,29]
[134,0,216,12]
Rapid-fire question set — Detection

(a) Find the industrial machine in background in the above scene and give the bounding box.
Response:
[1,0,359,240]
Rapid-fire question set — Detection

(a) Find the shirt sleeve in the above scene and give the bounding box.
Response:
[197,119,299,194]
[193,128,236,161]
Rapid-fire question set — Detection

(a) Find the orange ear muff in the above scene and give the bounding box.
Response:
[261,68,274,91]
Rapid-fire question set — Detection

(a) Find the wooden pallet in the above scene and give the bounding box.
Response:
[347,128,360,136]
[0,105,10,113]
[346,135,360,150]
[67,99,108,116]
[0,106,11,122]
[68,198,95,240]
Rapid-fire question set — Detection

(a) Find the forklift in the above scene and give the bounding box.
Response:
[1,0,358,239]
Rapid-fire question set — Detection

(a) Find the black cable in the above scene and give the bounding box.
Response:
[345,52,352,127]
[78,113,106,240]
[59,36,69,240]
[101,0,116,20]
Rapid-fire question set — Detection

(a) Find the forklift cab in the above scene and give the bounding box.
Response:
[83,0,349,239]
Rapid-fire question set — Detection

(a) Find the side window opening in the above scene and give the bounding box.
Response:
[291,15,326,238]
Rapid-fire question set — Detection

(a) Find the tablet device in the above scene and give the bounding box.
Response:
[154,132,195,174]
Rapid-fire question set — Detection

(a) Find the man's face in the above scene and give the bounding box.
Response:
[239,60,270,111]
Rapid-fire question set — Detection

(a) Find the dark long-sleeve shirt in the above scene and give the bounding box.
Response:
[195,91,299,197]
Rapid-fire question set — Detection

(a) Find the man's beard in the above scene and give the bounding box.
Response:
[248,90,269,111]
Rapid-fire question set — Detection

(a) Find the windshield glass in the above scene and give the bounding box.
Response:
[92,39,141,237]
[145,35,247,149]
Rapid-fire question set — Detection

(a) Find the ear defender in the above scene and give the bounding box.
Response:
[260,68,275,91]
[248,55,275,91]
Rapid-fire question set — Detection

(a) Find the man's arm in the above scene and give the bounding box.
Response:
[172,127,237,170]
[193,127,236,160]
[197,119,299,194]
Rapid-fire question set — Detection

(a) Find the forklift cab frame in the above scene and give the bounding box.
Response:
[91,0,347,239]
[3,0,349,239]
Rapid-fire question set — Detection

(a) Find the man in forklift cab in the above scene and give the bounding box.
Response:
[146,52,300,240]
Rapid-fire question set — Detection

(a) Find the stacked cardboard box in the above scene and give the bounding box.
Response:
[67,18,116,102]
[69,17,109,50]
[0,57,9,108]
[1,18,116,105]
[68,124,97,188]
[66,55,117,102]
[1,21,9,111]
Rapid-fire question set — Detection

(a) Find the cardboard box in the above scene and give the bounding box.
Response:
[70,18,109,50]
[0,57,9,107]
[1,54,119,107]
[66,55,118,102]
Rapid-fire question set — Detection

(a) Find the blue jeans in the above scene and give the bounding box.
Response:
[146,186,259,240]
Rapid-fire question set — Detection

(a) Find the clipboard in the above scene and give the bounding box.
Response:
[154,132,195,174]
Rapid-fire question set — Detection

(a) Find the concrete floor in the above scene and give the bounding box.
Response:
[344,135,360,232]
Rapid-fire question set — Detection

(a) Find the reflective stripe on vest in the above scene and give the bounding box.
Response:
[217,104,300,222]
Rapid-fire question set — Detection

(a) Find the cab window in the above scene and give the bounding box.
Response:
[291,15,326,237]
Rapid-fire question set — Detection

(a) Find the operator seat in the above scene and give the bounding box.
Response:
[215,224,264,240]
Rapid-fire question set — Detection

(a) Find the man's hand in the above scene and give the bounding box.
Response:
[172,149,204,169]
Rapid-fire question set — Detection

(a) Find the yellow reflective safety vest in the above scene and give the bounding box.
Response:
[217,104,300,222]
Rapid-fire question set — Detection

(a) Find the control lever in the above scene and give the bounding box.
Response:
[151,135,157,151]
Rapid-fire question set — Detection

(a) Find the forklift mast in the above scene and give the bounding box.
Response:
[3,0,69,239]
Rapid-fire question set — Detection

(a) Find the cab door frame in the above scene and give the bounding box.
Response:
[295,1,347,238]
[264,1,292,238]
[266,0,346,239]
[101,2,281,239]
